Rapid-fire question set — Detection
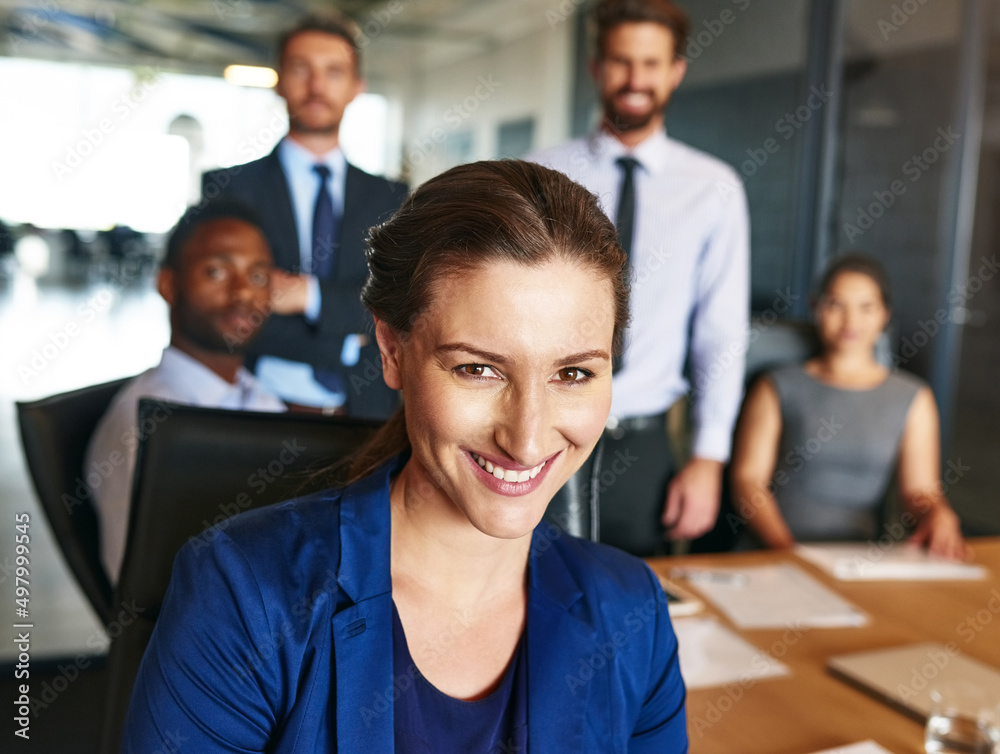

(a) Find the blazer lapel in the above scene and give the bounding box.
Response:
[339,165,374,280]
[332,469,394,751]
[264,147,301,272]
[527,532,599,752]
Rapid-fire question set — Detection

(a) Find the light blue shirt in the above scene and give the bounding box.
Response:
[530,129,750,461]
[256,139,356,407]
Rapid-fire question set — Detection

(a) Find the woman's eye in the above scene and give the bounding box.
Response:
[556,367,591,382]
[458,364,497,379]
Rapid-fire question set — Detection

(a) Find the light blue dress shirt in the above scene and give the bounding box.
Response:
[530,129,750,461]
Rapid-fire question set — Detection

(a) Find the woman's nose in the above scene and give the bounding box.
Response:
[494,384,548,467]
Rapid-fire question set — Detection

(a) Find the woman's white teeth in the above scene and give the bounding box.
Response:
[472,453,546,484]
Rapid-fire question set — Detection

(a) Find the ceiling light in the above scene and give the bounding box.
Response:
[224,65,277,88]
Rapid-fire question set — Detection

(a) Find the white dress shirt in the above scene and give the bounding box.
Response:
[85,346,286,581]
[530,129,750,461]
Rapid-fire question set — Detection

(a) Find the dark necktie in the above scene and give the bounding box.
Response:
[614,156,640,263]
[311,164,337,279]
[310,163,346,401]
[613,156,640,373]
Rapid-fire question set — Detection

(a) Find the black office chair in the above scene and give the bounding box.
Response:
[16,378,129,625]
[99,399,381,753]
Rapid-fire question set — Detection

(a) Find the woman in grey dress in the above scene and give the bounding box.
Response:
[731,254,967,559]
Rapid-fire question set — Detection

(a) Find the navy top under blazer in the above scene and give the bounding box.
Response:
[122,460,688,752]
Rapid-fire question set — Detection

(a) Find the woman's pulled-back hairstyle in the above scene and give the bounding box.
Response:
[348,159,629,481]
[815,252,893,310]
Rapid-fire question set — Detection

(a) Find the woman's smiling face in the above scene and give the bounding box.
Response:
[378,256,616,540]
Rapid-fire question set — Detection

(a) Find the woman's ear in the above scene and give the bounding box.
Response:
[375,318,404,390]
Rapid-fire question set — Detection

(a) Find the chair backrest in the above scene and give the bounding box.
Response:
[16,378,129,625]
[100,399,381,753]
[744,317,820,387]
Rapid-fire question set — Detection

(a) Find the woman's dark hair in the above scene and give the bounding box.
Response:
[348,159,630,482]
[815,253,893,310]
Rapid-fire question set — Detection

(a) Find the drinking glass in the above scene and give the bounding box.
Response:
[925,683,1000,754]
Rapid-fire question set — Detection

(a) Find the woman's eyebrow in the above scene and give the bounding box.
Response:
[437,343,508,364]
[437,343,610,366]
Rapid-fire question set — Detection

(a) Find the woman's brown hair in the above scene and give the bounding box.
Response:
[347,159,630,482]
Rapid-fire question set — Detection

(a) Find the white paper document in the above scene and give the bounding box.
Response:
[795,542,988,581]
[681,563,867,629]
[806,741,895,754]
[673,616,789,690]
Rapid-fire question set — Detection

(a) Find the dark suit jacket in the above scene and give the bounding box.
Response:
[122,459,688,752]
[202,145,408,419]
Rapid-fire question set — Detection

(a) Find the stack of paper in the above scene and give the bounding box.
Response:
[678,563,867,629]
[795,542,987,581]
[673,616,789,689]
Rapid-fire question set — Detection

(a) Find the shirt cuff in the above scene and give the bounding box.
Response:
[690,426,733,464]
[304,276,321,322]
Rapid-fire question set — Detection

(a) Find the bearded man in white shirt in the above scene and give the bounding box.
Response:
[86,201,286,581]
[531,0,750,556]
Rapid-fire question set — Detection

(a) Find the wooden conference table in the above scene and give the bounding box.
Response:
[646,538,1000,754]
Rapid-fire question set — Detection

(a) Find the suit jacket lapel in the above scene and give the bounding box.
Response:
[265,147,302,272]
[527,532,598,752]
[332,468,394,751]
[339,165,373,281]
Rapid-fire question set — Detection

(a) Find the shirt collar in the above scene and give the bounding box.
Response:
[278,137,347,185]
[158,346,258,405]
[587,127,672,176]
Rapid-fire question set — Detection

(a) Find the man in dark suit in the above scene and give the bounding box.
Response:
[203,13,407,419]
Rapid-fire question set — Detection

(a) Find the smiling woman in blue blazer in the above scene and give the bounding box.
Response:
[123,160,688,753]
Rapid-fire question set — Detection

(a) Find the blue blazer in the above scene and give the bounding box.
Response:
[123,463,687,752]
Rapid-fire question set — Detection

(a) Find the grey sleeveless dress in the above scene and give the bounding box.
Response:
[767,365,925,541]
